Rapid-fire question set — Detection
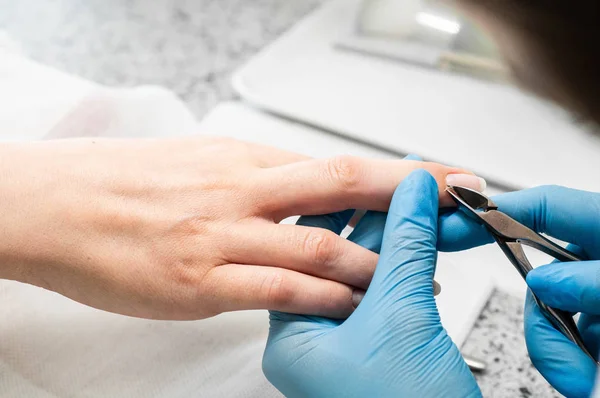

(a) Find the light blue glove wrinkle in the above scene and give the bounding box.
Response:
[263,170,481,398]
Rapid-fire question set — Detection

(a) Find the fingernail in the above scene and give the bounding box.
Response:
[433,280,442,296]
[446,174,487,192]
[352,289,366,308]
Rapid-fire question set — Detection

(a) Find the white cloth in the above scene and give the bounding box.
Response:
[0,46,280,397]
[1,282,279,398]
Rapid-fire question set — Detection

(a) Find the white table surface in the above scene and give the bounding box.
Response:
[233,0,600,193]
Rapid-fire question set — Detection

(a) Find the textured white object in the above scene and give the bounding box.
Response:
[233,0,600,193]
[0,50,96,141]
[0,48,198,141]
[45,86,199,140]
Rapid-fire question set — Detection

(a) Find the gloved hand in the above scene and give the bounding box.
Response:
[262,170,481,398]
[438,186,600,398]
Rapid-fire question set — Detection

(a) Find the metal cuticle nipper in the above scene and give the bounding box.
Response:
[447,185,600,365]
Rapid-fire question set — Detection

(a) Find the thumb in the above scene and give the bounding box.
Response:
[527,261,600,315]
[370,169,439,300]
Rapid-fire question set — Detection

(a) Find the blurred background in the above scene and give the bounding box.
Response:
[0,0,324,117]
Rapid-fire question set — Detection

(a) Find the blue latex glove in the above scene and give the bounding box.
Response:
[438,186,600,398]
[262,170,481,398]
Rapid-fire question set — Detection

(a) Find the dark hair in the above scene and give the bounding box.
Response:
[456,0,600,126]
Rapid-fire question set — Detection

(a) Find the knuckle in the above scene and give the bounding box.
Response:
[387,227,437,260]
[315,285,345,314]
[302,229,339,267]
[422,161,445,176]
[262,271,295,308]
[326,155,363,190]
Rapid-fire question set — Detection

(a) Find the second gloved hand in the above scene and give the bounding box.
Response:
[439,186,600,398]
[262,170,481,398]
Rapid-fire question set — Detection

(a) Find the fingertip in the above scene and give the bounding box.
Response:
[525,266,550,292]
[394,169,438,196]
[347,211,387,254]
[297,209,356,235]
[389,169,438,217]
[437,211,493,252]
[406,168,437,183]
[374,169,440,292]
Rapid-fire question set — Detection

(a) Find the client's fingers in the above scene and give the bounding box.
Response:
[345,153,425,252]
[204,264,358,319]
[256,156,485,220]
[223,223,378,290]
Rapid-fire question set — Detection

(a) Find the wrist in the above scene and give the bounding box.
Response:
[0,142,62,285]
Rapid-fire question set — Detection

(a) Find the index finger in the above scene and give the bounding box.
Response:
[256,156,485,221]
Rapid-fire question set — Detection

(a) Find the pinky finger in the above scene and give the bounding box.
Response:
[203,264,362,319]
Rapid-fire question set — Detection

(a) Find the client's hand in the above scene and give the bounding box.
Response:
[0,137,483,320]
[263,170,481,397]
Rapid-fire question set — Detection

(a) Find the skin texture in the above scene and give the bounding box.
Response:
[0,136,481,320]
